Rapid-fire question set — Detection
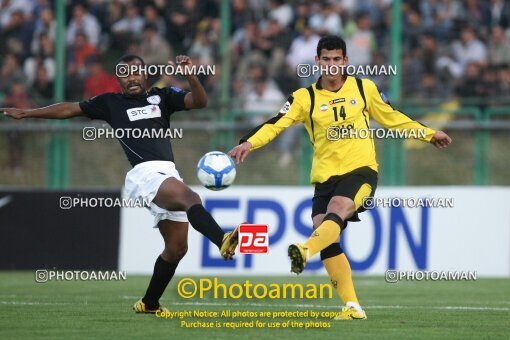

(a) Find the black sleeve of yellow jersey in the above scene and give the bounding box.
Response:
[239,115,285,144]
[239,94,305,150]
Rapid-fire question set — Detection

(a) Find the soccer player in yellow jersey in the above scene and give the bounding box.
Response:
[229,36,452,320]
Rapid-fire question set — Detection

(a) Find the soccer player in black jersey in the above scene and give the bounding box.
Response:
[2,55,240,313]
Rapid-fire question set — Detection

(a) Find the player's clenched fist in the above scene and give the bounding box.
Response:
[175,55,192,66]
[228,142,252,164]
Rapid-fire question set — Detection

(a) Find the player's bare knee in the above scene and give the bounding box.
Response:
[182,189,202,210]
[176,188,202,211]
[163,244,188,263]
[312,214,325,229]
[327,196,355,220]
[174,245,188,261]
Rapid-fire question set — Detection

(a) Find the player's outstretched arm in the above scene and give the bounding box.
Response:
[430,130,452,149]
[228,141,253,164]
[363,79,453,148]
[2,102,83,120]
[175,55,208,109]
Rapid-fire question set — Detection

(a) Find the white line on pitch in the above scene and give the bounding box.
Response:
[5,299,508,312]
[0,301,73,306]
[159,301,510,312]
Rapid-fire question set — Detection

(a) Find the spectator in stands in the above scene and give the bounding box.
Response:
[111,5,144,41]
[286,24,320,86]
[345,11,375,67]
[232,0,252,33]
[0,52,23,93]
[268,0,293,29]
[454,25,488,66]
[140,23,172,66]
[241,66,297,167]
[144,4,167,36]
[432,0,462,41]
[460,0,491,28]
[309,1,342,36]
[481,65,500,98]
[103,0,124,32]
[31,7,55,52]
[234,19,278,77]
[290,1,311,36]
[3,81,31,173]
[437,25,487,79]
[66,31,97,99]
[0,0,33,29]
[402,50,423,96]
[30,64,53,104]
[67,31,97,78]
[243,76,285,125]
[421,32,438,74]
[488,25,510,67]
[188,29,214,66]
[419,32,442,99]
[25,32,55,87]
[241,63,280,99]
[0,9,34,59]
[257,18,292,77]
[488,0,510,28]
[456,62,485,97]
[66,3,101,47]
[287,25,320,70]
[167,0,203,50]
[497,65,510,95]
[32,0,51,18]
[83,57,121,99]
[402,8,423,53]
[232,20,260,61]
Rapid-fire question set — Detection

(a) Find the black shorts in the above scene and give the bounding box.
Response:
[312,166,378,224]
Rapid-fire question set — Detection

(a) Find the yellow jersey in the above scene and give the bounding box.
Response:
[241,76,436,184]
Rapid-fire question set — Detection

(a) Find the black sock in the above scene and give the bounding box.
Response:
[186,204,224,248]
[142,255,179,310]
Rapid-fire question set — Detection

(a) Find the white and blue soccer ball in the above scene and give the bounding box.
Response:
[197,151,236,191]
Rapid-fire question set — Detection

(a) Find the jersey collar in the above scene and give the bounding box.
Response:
[122,89,150,99]
[316,76,349,92]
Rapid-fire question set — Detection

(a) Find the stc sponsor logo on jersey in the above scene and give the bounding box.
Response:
[126,104,162,121]
[239,224,269,254]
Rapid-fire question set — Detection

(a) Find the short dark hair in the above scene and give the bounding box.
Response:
[117,54,145,66]
[143,22,158,32]
[316,35,347,57]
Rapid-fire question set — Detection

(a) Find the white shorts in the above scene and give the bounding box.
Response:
[124,160,189,227]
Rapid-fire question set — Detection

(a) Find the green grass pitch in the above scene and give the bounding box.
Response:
[0,273,509,339]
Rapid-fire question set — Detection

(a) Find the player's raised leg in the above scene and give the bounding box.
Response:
[288,195,354,274]
[313,214,366,320]
[134,219,188,313]
[152,177,239,259]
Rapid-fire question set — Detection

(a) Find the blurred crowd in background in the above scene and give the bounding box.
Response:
[1,0,510,170]
[2,0,510,108]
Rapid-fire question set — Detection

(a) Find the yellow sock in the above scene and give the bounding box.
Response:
[303,220,342,257]
[323,253,359,304]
